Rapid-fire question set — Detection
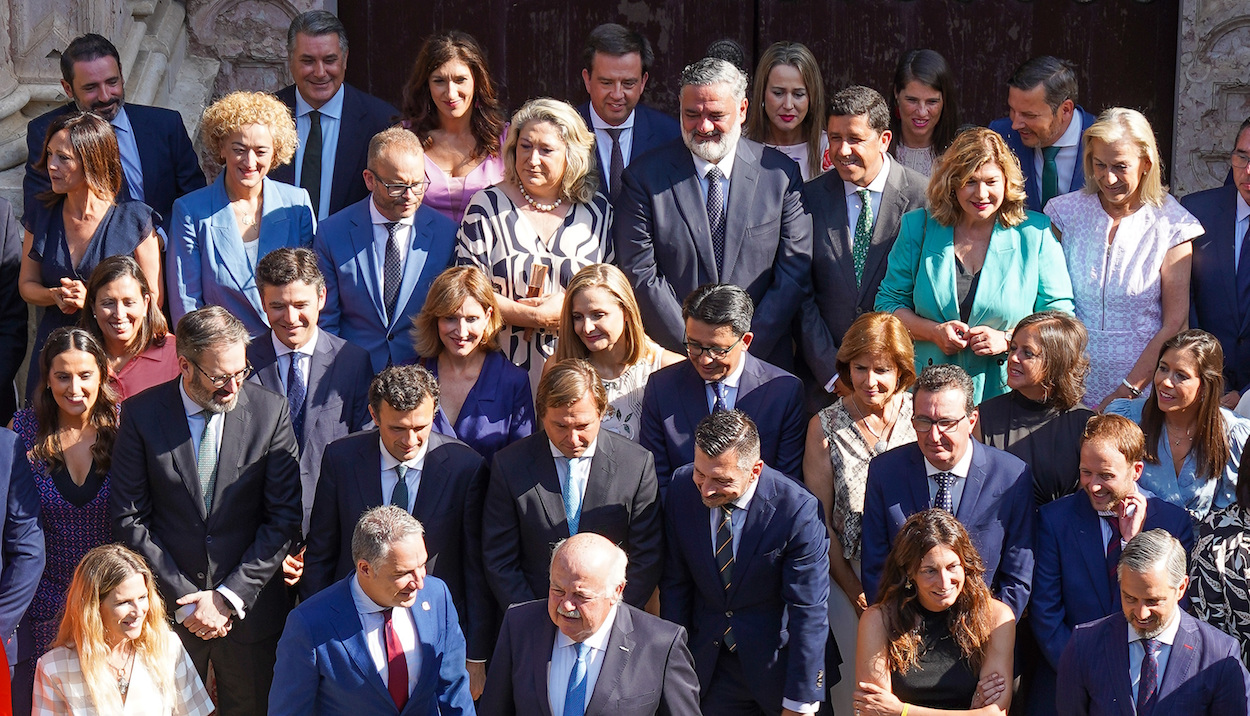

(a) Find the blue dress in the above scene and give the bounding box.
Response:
[423,350,535,463]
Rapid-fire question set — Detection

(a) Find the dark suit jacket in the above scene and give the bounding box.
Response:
[272,84,399,218]
[23,103,206,231]
[613,137,813,368]
[0,428,43,663]
[1183,183,1250,394]
[270,575,474,716]
[576,102,680,197]
[799,160,928,386]
[661,464,830,708]
[988,106,1097,213]
[639,354,806,492]
[1057,611,1250,716]
[247,330,374,531]
[478,600,701,716]
[110,379,303,641]
[0,199,27,424]
[483,430,662,610]
[301,430,491,659]
[861,441,1035,619]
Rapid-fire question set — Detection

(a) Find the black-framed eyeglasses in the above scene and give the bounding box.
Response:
[1232,152,1250,170]
[189,359,253,389]
[683,335,742,359]
[911,414,968,434]
[377,178,430,197]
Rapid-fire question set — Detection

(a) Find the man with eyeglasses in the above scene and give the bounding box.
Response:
[860,363,1034,619]
[640,283,805,494]
[1182,115,1250,409]
[110,305,303,716]
[315,126,458,371]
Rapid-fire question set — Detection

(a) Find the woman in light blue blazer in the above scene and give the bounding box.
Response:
[876,127,1074,402]
[169,91,315,335]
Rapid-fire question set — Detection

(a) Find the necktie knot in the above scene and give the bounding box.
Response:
[390,464,410,511]
[711,381,729,412]
[1143,637,1161,656]
[1042,145,1061,161]
[857,187,870,204]
[706,165,724,182]
[605,128,623,140]
[933,471,955,513]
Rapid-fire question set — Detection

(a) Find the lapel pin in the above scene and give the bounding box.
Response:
[422,601,431,611]
[619,646,629,652]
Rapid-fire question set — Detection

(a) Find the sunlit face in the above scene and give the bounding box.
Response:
[63,56,125,120]
[1121,565,1186,640]
[357,534,427,609]
[1007,84,1071,149]
[1005,324,1047,395]
[541,392,601,459]
[1079,438,1142,513]
[548,551,623,642]
[365,148,427,221]
[369,399,435,463]
[1153,347,1202,414]
[1232,128,1250,208]
[99,572,149,644]
[221,124,275,191]
[826,113,891,188]
[289,32,346,109]
[846,349,900,410]
[957,161,1006,223]
[691,446,762,509]
[582,52,647,127]
[681,82,747,164]
[45,130,85,196]
[262,279,325,351]
[913,544,965,612]
[515,121,568,199]
[179,341,247,414]
[47,348,101,419]
[895,80,943,147]
[912,388,976,470]
[762,64,809,140]
[438,296,490,358]
[1091,138,1150,210]
[93,276,149,351]
[429,59,475,122]
[683,318,751,383]
[572,286,626,356]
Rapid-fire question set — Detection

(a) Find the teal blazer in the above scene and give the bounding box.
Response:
[876,209,1074,402]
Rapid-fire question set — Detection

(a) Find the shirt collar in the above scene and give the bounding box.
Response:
[730,472,760,511]
[549,437,599,461]
[1050,111,1082,149]
[1126,608,1182,646]
[691,139,739,183]
[379,435,429,473]
[707,348,748,390]
[589,104,634,130]
[294,83,345,121]
[923,440,974,479]
[178,380,208,418]
[844,153,892,198]
[110,106,134,135]
[271,326,320,359]
[554,603,620,652]
[1237,191,1250,226]
[369,198,416,228]
[350,573,392,615]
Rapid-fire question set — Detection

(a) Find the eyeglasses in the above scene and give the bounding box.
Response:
[1232,152,1250,170]
[189,359,253,389]
[377,178,430,197]
[683,335,742,359]
[911,414,968,434]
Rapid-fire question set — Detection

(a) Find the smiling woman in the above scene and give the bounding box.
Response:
[745,42,827,180]
[81,256,178,402]
[888,49,960,178]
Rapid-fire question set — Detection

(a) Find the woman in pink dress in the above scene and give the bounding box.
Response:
[80,256,177,401]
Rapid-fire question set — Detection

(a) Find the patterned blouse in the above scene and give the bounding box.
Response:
[1190,505,1250,665]
[599,341,668,442]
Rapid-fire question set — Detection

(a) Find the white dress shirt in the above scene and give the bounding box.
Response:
[923,443,975,515]
[294,85,345,220]
[1235,192,1250,270]
[692,141,740,212]
[1127,609,1181,706]
[350,574,421,694]
[547,605,618,716]
[590,105,635,194]
[111,106,145,202]
[369,199,415,298]
[843,153,893,243]
[1032,113,1082,197]
[379,436,428,514]
[271,327,318,395]
[704,351,748,412]
[550,439,598,515]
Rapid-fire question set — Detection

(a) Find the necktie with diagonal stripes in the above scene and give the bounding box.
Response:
[716,503,737,651]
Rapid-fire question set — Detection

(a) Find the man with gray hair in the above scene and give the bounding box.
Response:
[479,532,701,715]
[111,305,302,716]
[272,10,398,219]
[271,505,475,715]
[1058,529,1250,715]
[614,56,812,371]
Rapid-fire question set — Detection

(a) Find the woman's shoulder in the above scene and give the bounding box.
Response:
[987,598,1017,627]
[36,643,80,674]
[1218,407,1250,443]
[1044,189,1096,215]
[1014,210,1057,236]
[1104,397,1146,421]
[1154,193,1205,242]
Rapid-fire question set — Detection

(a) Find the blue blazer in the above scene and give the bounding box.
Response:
[576,102,680,197]
[425,351,535,464]
[1183,183,1250,394]
[989,106,1097,212]
[247,330,374,531]
[1057,611,1250,716]
[315,198,458,372]
[660,464,830,708]
[168,175,316,335]
[0,428,43,664]
[861,441,1035,619]
[639,353,806,492]
[269,575,474,716]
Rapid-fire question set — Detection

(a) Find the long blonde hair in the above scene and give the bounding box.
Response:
[555,264,648,365]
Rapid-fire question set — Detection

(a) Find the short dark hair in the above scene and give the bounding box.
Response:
[175,306,250,360]
[582,23,653,75]
[287,10,348,55]
[682,284,753,336]
[369,364,439,415]
[1007,56,1078,113]
[694,410,760,469]
[914,364,975,415]
[61,34,121,85]
[256,247,326,294]
[826,85,891,134]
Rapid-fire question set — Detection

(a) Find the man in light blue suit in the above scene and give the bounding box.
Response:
[270,505,474,716]
[315,127,458,372]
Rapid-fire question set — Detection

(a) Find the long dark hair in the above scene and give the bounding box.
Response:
[1141,330,1229,481]
[400,31,505,160]
[888,49,960,156]
[82,256,169,357]
[32,327,119,472]
[36,111,123,206]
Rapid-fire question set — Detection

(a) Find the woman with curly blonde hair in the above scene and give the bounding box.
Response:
[168,90,316,335]
[876,127,1075,402]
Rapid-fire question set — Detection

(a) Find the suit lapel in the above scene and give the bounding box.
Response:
[331,88,365,213]
[207,388,252,526]
[250,334,282,392]
[356,436,386,509]
[729,472,777,602]
[206,177,253,296]
[390,209,434,330]
[722,144,761,281]
[585,607,636,715]
[580,440,616,518]
[329,582,394,706]
[413,436,453,522]
[164,383,206,521]
[258,177,292,260]
[733,354,766,411]
[307,333,336,410]
[923,221,959,322]
[955,443,988,522]
[822,177,859,291]
[860,163,909,303]
[678,364,712,440]
[348,207,387,324]
[1104,618,1136,715]
[529,618,558,716]
[667,153,719,281]
[905,446,931,513]
[967,223,1018,328]
[1157,615,1201,701]
[534,438,572,535]
[1073,496,1115,610]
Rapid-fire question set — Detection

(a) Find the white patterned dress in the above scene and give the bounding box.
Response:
[599,341,668,442]
[1045,191,1203,406]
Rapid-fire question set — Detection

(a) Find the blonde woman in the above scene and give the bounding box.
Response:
[745,41,827,180]
[33,544,212,715]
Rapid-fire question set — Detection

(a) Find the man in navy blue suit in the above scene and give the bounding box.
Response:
[271,506,475,716]
[23,33,205,231]
[1183,116,1250,407]
[1029,414,1194,716]
[661,410,830,716]
[988,56,1096,212]
[272,11,398,220]
[640,283,806,492]
[1058,529,1250,716]
[575,23,679,201]
[861,364,1034,618]
[0,427,43,672]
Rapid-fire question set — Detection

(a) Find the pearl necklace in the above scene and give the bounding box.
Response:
[518,182,562,212]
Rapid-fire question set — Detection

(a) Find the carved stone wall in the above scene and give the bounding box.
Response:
[186,0,322,96]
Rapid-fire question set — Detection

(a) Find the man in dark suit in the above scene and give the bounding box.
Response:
[575,23,680,200]
[1029,415,1195,716]
[272,11,398,220]
[270,506,474,716]
[110,306,303,716]
[479,533,701,716]
[0,199,27,425]
[800,86,927,402]
[1058,530,1250,716]
[1183,116,1250,407]
[23,33,205,231]
[316,127,458,371]
[484,359,662,612]
[662,410,830,716]
[988,56,1097,212]
[640,283,806,491]
[614,57,812,369]
[0,426,43,669]
[301,364,492,697]
[861,364,1034,618]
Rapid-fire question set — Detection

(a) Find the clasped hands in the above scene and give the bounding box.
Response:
[51,278,86,314]
[933,321,1009,357]
[176,590,233,640]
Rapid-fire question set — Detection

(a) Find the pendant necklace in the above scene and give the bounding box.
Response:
[849,394,895,455]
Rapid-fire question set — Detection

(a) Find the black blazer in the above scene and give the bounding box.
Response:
[110,379,302,640]
[575,102,681,197]
[1183,183,1250,394]
[301,430,492,660]
[483,430,662,610]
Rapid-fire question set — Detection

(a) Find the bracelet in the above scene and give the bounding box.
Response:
[901,704,910,716]
[1121,379,1143,398]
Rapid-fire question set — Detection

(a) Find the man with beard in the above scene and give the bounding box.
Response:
[23,33,205,232]
[1058,530,1250,715]
[110,305,302,716]
[613,56,812,371]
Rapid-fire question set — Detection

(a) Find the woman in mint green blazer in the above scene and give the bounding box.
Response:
[876,128,1074,403]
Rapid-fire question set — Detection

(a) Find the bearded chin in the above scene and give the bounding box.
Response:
[685,122,741,163]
